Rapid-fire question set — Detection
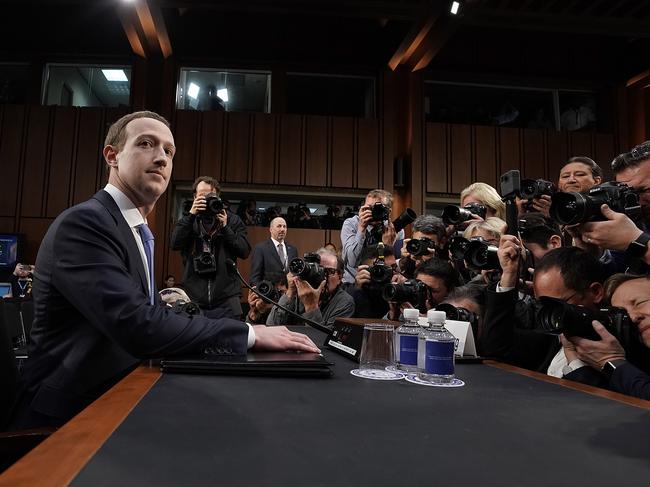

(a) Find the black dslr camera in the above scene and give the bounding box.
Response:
[549,181,641,226]
[170,300,203,316]
[436,303,480,337]
[382,279,428,313]
[535,296,633,344]
[288,253,325,289]
[441,203,487,226]
[406,237,435,257]
[520,179,556,200]
[257,280,281,302]
[203,192,225,216]
[193,251,217,275]
[370,202,390,223]
[449,236,500,270]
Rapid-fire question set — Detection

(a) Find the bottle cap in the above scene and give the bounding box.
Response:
[427,310,446,323]
[403,308,419,320]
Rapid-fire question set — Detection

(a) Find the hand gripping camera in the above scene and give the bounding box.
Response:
[406,237,435,257]
[288,253,325,289]
[256,280,281,302]
[441,203,487,226]
[365,243,393,291]
[382,279,428,313]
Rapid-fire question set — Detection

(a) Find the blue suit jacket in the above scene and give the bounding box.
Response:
[249,239,298,286]
[12,190,248,427]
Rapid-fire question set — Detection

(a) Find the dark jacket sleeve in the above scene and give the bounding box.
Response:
[481,286,558,371]
[249,244,264,286]
[609,362,650,400]
[170,213,197,252]
[220,212,251,260]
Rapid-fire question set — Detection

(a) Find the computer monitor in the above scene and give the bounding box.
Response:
[0,282,12,297]
[0,233,22,269]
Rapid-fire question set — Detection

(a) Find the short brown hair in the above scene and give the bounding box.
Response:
[104,111,170,151]
[611,141,650,174]
[366,189,393,208]
[604,273,650,304]
[192,175,221,195]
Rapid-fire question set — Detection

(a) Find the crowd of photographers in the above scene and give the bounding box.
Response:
[166,140,650,402]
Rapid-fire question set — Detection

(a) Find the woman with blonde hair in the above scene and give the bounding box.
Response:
[460,182,506,220]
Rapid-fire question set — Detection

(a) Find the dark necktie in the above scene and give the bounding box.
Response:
[137,223,155,305]
[277,243,287,270]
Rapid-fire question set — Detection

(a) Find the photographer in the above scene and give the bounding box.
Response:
[460,182,506,221]
[349,244,398,319]
[482,246,606,373]
[398,215,447,278]
[561,274,650,400]
[575,142,650,269]
[557,156,603,193]
[246,273,288,324]
[266,248,354,329]
[341,189,403,286]
[11,263,35,299]
[170,176,251,317]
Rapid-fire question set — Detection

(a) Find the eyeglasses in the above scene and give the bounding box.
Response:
[323,268,338,277]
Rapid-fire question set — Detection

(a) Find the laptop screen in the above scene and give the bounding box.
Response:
[0,283,12,297]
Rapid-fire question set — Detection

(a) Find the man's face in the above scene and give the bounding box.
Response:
[524,241,554,263]
[415,273,449,307]
[533,267,600,309]
[611,278,650,348]
[106,118,175,208]
[364,196,390,221]
[320,253,341,293]
[558,162,600,193]
[194,181,216,199]
[270,217,287,242]
[616,160,650,223]
[164,277,175,288]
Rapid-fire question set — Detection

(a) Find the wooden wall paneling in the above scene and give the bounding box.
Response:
[450,124,472,194]
[304,115,328,187]
[18,218,53,263]
[425,123,448,193]
[0,217,15,233]
[474,125,497,189]
[546,131,568,184]
[251,113,276,184]
[224,112,251,183]
[198,111,224,180]
[21,106,51,218]
[522,129,546,180]
[498,127,522,176]
[594,133,616,180]
[568,131,594,159]
[328,230,341,252]
[289,228,327,257]
[165,244,185,289]
[357,118,380,190]
[46,107,76,218]
[330,117,354,188]
[0,105,25,219]
[172,110,200,182]
[72,108,103,205]
[278,114,303,186]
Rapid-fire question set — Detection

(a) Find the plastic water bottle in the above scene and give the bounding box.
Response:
[395,308,420,373]
[418,310,455,383]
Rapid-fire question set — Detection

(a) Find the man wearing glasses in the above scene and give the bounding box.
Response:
[266,248,354,329]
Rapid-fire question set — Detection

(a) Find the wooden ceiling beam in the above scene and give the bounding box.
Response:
[408,16,459,72]
[387,14,439,71]
[627,68,650,88]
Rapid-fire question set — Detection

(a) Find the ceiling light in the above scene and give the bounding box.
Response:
[187,82,200,100]
[102,69,128,82]
[217,88,229,102]
[450,1,460,15]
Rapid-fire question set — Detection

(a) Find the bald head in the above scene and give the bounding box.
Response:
[270,217,287,242]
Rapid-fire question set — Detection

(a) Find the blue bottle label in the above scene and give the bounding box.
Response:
[399,335,418,366]
[424,341,454,375]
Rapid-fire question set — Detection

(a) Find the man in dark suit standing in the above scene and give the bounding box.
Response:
[7,111,319,430]
[249,217,298,286]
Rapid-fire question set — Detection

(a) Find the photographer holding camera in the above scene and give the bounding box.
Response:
[266,248,354,329]
[341,189,403,287]
[246,272,288,324]
[350,243,399,319]
[567,142,650,270]
[560,274,650,400]
[171,176,251,317]
[398,215,447,278]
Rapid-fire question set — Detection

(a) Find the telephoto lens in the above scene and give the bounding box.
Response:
[406,237,435,257]
[441,203,486,226]
[464,238,500,270]
[549,181,640,225]
[288,254,325,289]
[256,280,280,302]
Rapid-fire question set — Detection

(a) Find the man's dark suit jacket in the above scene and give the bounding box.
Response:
[249,239,298,286]
[10,190,248,429]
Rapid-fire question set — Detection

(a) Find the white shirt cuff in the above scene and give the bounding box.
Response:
[562,358,586,376]
[246,322,256,349]
[496,283,515,293]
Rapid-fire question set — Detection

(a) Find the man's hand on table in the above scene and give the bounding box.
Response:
[253,325,321,353]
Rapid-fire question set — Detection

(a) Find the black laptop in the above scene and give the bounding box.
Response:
[160,351,334,378]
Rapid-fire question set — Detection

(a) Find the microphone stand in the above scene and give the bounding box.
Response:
[225,259,332,334]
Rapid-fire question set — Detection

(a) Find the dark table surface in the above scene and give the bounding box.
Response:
[71,329,650,487]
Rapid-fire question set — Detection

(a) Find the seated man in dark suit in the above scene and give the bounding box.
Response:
[7,111,319,431]
[249,217,298,286]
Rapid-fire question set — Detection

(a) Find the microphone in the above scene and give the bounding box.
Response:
[225,259,331,334]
